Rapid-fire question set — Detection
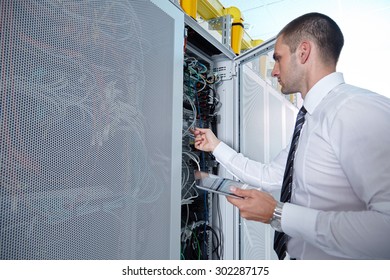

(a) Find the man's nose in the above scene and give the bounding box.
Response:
[271,64,279,77]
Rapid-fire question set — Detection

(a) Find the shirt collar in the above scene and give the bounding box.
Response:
[303,72,345,115]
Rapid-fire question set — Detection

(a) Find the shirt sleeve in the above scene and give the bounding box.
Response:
[212,141,287,192]
[284,93,390,259]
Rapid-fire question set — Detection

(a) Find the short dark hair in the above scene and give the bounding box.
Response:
[278,12,344,65]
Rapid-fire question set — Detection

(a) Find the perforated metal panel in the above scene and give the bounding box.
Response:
[238,44,298,260]
[240,64,269,260]
[239,48,282,260]
[0,0,182,259]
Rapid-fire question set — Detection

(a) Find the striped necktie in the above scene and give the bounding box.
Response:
[274,106,307,260]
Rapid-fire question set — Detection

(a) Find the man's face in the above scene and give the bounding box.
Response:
[272,36,301,95]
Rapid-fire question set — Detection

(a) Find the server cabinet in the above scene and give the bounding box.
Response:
[0,0,183,259]
[180,12,237,260]
[181,10,300,259]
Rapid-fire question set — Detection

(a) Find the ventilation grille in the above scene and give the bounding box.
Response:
[0,0,177,260]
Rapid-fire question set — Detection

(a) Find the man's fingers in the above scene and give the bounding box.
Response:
[230,186,251,198]
[195,127,210,134]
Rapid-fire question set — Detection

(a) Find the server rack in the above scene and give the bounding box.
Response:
[180,9,301,260]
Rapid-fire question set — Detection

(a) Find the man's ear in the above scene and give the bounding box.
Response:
[298,41,311,64]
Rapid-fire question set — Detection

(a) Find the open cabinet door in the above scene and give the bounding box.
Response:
[234,38,301,259]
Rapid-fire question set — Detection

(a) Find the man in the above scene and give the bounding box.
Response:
[193,12,390,259]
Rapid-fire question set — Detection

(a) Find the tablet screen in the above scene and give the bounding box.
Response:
[194,171,244,199]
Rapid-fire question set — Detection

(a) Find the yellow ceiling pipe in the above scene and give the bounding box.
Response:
[223,6,244,55]
[183,0,263,53]
[197,0,225,19]
[180,0,197,19]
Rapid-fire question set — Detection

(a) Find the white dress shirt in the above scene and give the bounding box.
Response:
[213,72,390,259]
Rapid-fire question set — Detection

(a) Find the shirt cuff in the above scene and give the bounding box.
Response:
[213,141,236,163]
[282,203,319,244]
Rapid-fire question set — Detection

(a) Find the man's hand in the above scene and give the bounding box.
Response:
[192,127,221,153]
[227,187,277,224]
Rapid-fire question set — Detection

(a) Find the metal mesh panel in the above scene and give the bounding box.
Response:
[1,0,177,259]
[240,65,268,260]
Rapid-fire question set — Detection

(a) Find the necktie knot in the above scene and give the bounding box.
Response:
[298,106,307,118]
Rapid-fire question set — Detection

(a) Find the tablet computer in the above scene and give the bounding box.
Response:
[194,170,246,199]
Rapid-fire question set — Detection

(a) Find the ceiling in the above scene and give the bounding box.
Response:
[219,0,390,97]
[219,0,390,41]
